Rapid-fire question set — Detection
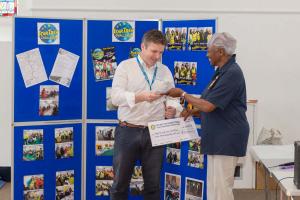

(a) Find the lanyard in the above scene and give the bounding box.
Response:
[208,69,221,90]
[136,57,158,91]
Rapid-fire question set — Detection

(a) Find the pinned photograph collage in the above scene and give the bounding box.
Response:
[174,61,197,86]
[22,127,74,162]
[165,26,213,51]
[93,165,204,199]
[95,126,115,156]
[91,20,139,81]
[90,44,141,82]
[23,169,75,200]
[24,174,44,200]
[56,170,75,200]
[39,85,59,116]
[166,139,204,169]
[95,166,143,197]
[16,22,80,117]
[91,21,143,113]
[165,173,204,200]
[93,136,204,198]
[165,26,213,87]
[16,23,79,88]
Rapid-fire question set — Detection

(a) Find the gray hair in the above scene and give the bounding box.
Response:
[207,32,237,55]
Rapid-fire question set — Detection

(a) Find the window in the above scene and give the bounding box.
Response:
[0,0,17,16]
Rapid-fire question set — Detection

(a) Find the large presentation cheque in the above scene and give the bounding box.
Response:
[148,117,200,146]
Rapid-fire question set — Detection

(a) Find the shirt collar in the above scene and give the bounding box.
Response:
[137,54,156,69]
[218,54,236,73]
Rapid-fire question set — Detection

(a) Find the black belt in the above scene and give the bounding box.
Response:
[119,121,148,129]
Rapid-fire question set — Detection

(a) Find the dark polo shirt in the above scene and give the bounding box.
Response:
[200,55,249,157]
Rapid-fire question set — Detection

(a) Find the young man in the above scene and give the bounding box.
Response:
[110,30,182,200]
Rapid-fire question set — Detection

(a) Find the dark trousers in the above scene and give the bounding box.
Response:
[110,126,164,200]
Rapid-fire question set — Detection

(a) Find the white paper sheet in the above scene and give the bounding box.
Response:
[16,48,48,88]
[181,117,199,142]
[49,48,79,87]
[148,117,200,146]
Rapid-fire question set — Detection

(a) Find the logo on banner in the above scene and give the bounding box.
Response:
[112,21,135,42]
[150,125,156,130]
[92,48,104,60]
[38,23,60,45]
[129,47,141,58]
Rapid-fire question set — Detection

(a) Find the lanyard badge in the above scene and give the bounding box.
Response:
[136,57,158,91]
[208,75,220,90]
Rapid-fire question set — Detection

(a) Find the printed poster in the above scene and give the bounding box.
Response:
[49,48,79,87]
[91,47,117,81]
[38,23,60,45]
[56,170,75,200]
[112,21,135,42]
[39,85,59,116]
[96,166,114,196]
[188,27,213,51]
[16,48,48,88]
[24,174,44,200]
[165,27,187,50]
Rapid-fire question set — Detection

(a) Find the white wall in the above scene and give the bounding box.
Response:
[1,0,300,166]
[0,18,13,41]
[30,0,300,14]
[0,0,32,41]
[0,41,12,166]
[0,0,32,166]
[17,0,33,16]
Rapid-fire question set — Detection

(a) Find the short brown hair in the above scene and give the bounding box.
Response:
[142,29,167,46]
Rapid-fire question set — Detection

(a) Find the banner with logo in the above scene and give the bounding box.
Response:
[112,21,135,42]
[37,23,60,45]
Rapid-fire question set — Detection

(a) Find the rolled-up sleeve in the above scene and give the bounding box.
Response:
[111,62,135,108]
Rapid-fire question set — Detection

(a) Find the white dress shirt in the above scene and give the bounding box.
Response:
[111,55,182,126]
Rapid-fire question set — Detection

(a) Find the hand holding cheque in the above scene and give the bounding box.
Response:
[147,88,201,146]
[164,88,202,119]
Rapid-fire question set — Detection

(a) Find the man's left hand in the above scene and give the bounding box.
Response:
[165,106,176,119]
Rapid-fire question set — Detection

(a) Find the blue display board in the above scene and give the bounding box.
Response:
[161,19,216,200]
[86,123,206,200]
[85,19,216,200]
[13,17,216,200]
[86,20,159,120]
[86,123,117,199]
[14,17,83,122]
[13,17,83,200]
[86,123,203,200]
[14,123,82,200]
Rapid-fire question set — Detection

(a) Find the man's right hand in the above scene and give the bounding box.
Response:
[135,91,162,103]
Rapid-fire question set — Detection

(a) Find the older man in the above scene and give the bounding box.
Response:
[166,32,249,200]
